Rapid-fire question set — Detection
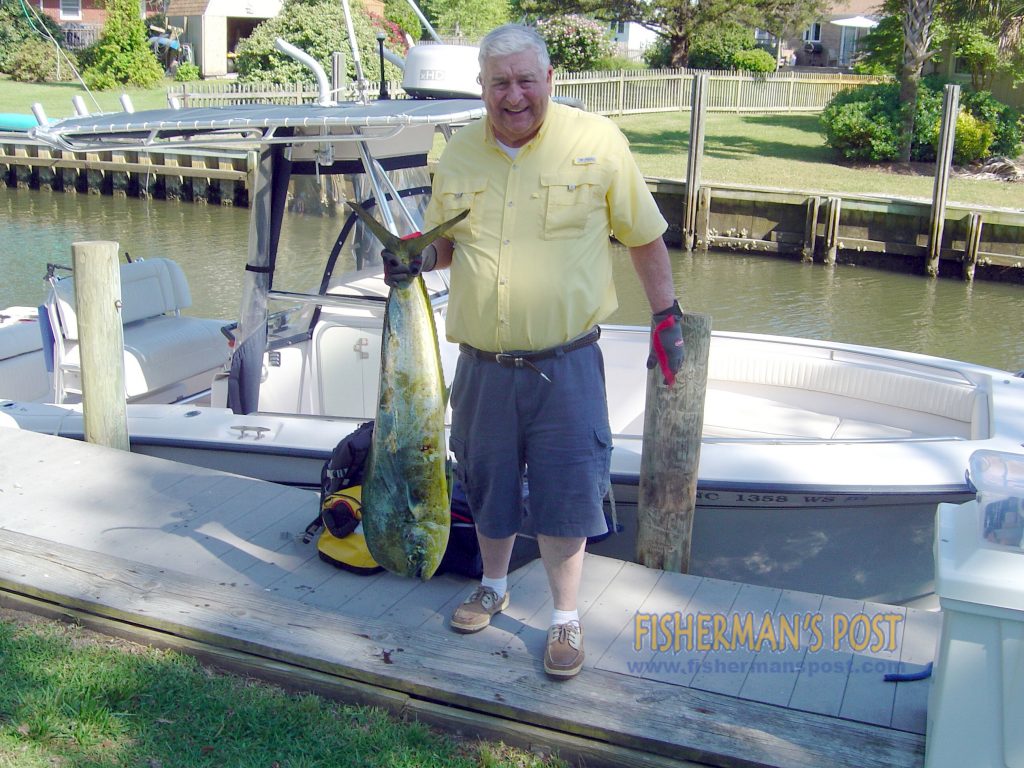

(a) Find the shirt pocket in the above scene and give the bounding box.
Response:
[436,176,487,242]
[541,168,607,240]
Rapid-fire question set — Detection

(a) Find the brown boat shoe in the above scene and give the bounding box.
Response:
[544,620,584,679]
[450,586,510,633]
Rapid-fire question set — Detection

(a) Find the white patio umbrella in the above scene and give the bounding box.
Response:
[830,15,879,27]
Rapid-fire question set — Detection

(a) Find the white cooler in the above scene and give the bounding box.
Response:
[927,450,1024,768]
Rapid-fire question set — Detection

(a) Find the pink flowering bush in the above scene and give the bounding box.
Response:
[536,15,615,72]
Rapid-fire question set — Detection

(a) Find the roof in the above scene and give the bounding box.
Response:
[827,0,882,18]
[166,0,210,15]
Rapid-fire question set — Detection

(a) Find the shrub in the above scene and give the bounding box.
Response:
[732,48,776,73]
[536,15,615,72]
[642,37,671,69]
[174,61,201,81]
[383,0,421,40]
[235,0,403,86]
[6,38,77,82]
[820,83,903,161]
[947,110,994,164]
[82,0,164,88]
[819,81,1012,164]
[592,54,646,71]
[687,23,755,70]
[0,1,63,72]
[909,86,945,162]
[961,90,1023,158]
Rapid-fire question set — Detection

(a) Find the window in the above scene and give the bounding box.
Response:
[59,0,82,20]
[803,23,821,42]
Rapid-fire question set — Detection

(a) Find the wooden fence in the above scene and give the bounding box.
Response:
[555,69,888,115]
[168,69,888,114]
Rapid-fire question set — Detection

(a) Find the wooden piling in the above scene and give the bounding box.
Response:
[682,74,708,251]
[70,241,129,452]
[803,195,820,262]
[928,84,960,277]
[963,211,983,281]
[824,196,842,265]
[636,312,712,573]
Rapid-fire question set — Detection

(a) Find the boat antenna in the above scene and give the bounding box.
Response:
[339,0,370,103]
[401,0,442,42]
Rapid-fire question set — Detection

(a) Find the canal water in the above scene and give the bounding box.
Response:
[2,186,1022,372]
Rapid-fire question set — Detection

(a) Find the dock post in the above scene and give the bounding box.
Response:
[928,83,960,277]
[636,312,712,573]
[824,196,841,265]
[802,195,820,262]
[963,212,983,281]
[71,241,129,452]
[682,74,708,251]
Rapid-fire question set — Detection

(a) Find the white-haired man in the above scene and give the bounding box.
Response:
[383,23,684,679]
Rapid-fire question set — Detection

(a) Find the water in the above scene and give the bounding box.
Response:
[3,186,1023,372]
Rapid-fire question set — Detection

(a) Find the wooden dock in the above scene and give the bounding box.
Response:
[0,426,936,767]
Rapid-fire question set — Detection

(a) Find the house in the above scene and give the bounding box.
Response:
[608,20,659,61]
[784,0,881,69]
[35,0,105,49]
[166,0,385,78]
[166,0,281,78]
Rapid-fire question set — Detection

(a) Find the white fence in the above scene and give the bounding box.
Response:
[169,69,889,113]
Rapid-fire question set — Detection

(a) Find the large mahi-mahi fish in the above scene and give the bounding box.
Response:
[346,202,468,579]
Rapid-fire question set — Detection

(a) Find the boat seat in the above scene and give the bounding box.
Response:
[600,331,981,440]
[707,352,978,425]
[48,258,228,400]
[0,307,50,401]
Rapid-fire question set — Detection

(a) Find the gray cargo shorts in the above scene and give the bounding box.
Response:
[448,340,611,540]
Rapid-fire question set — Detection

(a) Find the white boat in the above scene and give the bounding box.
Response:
[2,74,1023,605]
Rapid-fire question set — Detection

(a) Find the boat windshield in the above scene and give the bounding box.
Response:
[263,153,441,345]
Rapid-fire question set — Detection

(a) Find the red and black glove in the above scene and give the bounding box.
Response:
[646,300,685,386]
[381,243,437,289]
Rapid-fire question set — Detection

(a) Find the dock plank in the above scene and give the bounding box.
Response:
[0,527,925,768]
[890,608,941,733]
[739,589,823,707]
[0,428,936,766]
[837,602,905,727]
[787,595,861,717]
[691,582,784,697]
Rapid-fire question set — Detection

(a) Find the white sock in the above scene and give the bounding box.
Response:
[551,608,579,627]
[480,575,507,599]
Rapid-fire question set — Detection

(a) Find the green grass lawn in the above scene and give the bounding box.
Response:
[0,608,566,768]
[0,76,172,117]
[614,111,1023,211]
[3,77,1020,211]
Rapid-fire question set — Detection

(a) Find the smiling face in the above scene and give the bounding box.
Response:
[480,49,553,148]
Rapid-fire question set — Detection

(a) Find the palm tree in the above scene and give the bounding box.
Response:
[898,0,937,162]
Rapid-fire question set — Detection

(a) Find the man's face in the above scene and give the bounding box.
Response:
[480,49,553,148]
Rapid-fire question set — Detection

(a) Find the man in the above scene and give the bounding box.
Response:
[383,24,683,679]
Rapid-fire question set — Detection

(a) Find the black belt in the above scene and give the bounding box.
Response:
[459,327,601,379]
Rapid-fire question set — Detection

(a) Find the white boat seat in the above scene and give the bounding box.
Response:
[0,307,44,359]
[49,258,228,400]
[0,307,50,402]
[708,351,978,425]
[601,332,981,441]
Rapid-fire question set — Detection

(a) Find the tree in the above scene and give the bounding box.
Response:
[898,0,938,161]
[756,0,828,68]
[234,0,405,86]
[419,0,509,37]
[82,0,164,89]
[514,0,820,66]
